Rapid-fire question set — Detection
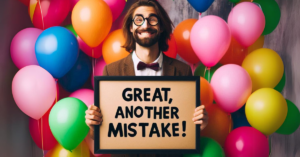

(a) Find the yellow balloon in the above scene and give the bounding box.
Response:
[242,48,284,91]
[46,141,90,157]
[248,36,264,53]
[245,88,287,135]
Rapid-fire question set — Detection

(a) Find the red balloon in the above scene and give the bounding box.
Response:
[19,0,30,6]
[78,37,103,58]
[163,34,177,59]
[29,0,70,30]
[29,106,57,150]
[219,37,248,65]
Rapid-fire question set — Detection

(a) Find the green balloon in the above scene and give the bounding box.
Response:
[49,97,89,151]
[253,0,281,35]
[274,70,286,92]
[184,137,225,157]
[65,24,78,37]
[194,63,222,83]
[276,99,300,135]
[229,0,240,3]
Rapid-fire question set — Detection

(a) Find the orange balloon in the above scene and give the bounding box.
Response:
[200,77,213,107]
[201,104,232,147]
[102,29,130,64]
[173,19,200,64]
[248,36,264,53]
[72,0,112,47]
[219,37,248,65]
[163,34,177,59]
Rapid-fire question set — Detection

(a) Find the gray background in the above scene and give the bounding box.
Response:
[0,0,298,156]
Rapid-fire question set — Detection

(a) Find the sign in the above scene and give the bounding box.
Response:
[94,76,200,154]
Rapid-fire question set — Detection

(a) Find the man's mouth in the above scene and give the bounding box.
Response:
[137,31,156,38]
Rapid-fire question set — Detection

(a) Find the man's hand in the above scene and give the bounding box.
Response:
[85,105,103,139]
[192,105,209,131]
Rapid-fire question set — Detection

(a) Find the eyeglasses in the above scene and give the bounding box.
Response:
[132,14,159,26]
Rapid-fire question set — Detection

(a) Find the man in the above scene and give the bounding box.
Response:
[85,0,208,157]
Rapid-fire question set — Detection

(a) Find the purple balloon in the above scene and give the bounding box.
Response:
[10,28,43,69]
[224,127,269,157]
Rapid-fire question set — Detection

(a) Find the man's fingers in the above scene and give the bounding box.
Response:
[86,110,102,118]
[193,110,203,117]
[85,119,102,126]
[88,105,100,112]
[195,105,205,112]
[85,114,102,122]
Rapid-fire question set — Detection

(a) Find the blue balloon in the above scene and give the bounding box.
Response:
[35,26,79,78]
[231,105,251,129]
[58,52,91,92]
[187,0,214,13]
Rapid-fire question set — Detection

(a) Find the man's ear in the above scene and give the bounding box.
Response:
[130,25,133,33]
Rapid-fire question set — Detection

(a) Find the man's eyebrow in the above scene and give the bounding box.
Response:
[134,14,144,17]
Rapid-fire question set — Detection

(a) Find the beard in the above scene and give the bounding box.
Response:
[133,28,160,47]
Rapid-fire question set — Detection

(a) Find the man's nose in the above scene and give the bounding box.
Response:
[141,19,150,29]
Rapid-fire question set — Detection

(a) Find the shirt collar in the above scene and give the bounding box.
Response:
[132,51,163,68]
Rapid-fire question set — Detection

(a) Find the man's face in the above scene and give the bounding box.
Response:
[130,6,161,47]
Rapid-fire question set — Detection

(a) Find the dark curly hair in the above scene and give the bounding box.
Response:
[122,0,174,52]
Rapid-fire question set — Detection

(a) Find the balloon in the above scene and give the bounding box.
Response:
[276,99,300,135]
[10,28,42,69]
[58,52,91,92]
[173,19,199,64]
[194,63,222,83]
[78,37,103,58]
[12,65,56,120]
[201,104,232,147]
[29,107,57,150]
[200,77,213,107]
[104,0,126,21]
[245,88,287,135]
[219,37,248,66]
[29,0,70,30]
[110,13,125,33]
[228,2,265,47]
[70,89,94,107]
[242,48,284,91]
[183,137,225,157]
[163,34,177,59]
[274,70,286,93]
[72,0,113,47]
[49,98,89,151]
[58,84,71,100]
[64,24,78,37]
[224,127,269,157]
[19,0,29,6]
[35,26,79,79]
[211,64,252,113]
[190,15,231,68]
[248,36,264,53]
[102,29,130,64]
[187,0,214,13]
[45,142,90,157]
[253,0,281,35]
[229,0,240,3]
[70,0,79,10]
[92,57,107,87]
[231,105,251,129]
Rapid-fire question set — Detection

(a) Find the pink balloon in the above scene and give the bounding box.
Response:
[228,2,265,47]
[78,37,103,58]
[10,28,42,69]
[224,127,269,157]
[69,89,94,107]
[104,0,126,21]
[92,57,107,88]
[210,64,252,113]
[12,65,56,120]
[190,15,231,68]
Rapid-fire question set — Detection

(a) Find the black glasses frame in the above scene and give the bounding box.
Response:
[132,14,160,26]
